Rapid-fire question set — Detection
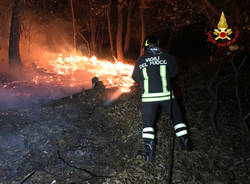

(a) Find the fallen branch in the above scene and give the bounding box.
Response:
[230,56,249,135]
[20,170,36,184]
[56,144,115,180]
[182,58,234,135]
[244,113,250,120]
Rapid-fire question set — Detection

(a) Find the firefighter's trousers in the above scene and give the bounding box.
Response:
[141,100,189,141]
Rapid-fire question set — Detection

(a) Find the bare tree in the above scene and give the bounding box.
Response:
[9,0,23,67]
[202,0,219,26]
[77,32,91,56]
[166,25,176,50]
[116,0,124,61]
[106,0,115,57]
[139,0,145,56]
[89,0,97,54]
[124,0,132,54]
[70,0,77,50]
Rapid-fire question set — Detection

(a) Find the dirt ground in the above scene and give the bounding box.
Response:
[0,63,250,184]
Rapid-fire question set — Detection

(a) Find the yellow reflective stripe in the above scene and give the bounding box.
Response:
[174,123,187,131]
[160,65,167,93]
[142,92,170,97]
[143,127,154,132]
[142,133,155,139]
[142,96,171,102]
[176,130,188,137]
[142,68,149,94]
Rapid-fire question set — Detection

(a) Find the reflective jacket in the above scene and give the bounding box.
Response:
[132,44,178,102]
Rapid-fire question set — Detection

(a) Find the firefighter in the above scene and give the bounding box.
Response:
[132,35,193,161]
[92,76,105,91]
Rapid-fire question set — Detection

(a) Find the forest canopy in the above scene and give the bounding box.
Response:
[0,0,249,68]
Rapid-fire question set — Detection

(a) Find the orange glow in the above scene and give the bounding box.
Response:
[1,53,134,101]
[33,53,135,93]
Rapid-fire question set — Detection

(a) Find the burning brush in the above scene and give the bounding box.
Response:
[0,53,135,106]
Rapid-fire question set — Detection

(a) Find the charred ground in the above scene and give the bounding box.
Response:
[0,56,250,184]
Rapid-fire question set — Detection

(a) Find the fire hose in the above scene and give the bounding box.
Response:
[166,89,175,184]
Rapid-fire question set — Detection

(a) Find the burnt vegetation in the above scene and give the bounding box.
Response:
[0,0,250,183]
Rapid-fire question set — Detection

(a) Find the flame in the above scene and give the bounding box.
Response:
[0,53,134,101]
[36,53,135,93]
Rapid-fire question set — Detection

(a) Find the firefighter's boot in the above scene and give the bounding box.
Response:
[179,135,193,152]
[143,139,155,161]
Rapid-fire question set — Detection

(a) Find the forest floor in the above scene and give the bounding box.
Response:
[0,59,250,184]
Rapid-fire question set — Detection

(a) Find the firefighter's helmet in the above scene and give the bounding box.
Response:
[143,35,159,49]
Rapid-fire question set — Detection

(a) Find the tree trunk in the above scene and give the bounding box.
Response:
[230,57,249,135]
[230,0,240,26]
[89,0,96,55]
[106,0,115,57]
[124,0,132,54]
[8,0,22,67]
[90,16,96,54]
[166,26,175,50]
[116,1,124,61]
[77,32,91,56]
[70,0,77,51]
[139,0,145,56]
[202,0,219,26]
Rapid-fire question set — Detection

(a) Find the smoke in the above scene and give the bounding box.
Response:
[0,10,132,108]
[0,80,89,108]
[104,89,123,106]
[0,87,25,107]
[0,11,94,108]
[20,11,76,66]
